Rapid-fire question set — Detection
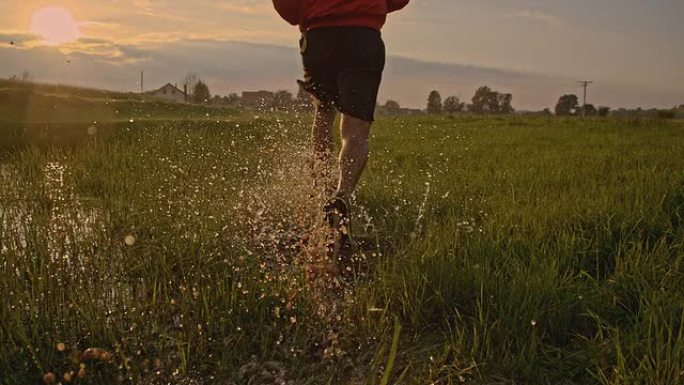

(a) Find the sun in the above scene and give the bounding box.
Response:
[30,6,81,46]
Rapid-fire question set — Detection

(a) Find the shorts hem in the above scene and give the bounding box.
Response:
[336,105,375,123]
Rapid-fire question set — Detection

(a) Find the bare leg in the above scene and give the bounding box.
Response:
[311,100,336,193]
[337,114,371,198]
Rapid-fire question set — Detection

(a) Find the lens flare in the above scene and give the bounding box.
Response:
[30,6,81,46]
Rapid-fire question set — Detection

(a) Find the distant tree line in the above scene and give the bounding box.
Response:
[416,87,682,119]
[7,71,33,83]
[205,89,312,111]
[208,93,241,107]
[610,106,684,120]
[555,94,610,117]
[425,86,514,115]
[180,72,313,111]
[553,94,683,119]
[13,68,680,118]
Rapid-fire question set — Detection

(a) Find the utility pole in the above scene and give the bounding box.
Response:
[140,70,144,93]
[578,80,593,116]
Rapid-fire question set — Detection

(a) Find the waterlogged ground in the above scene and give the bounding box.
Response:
[1,115,684,384]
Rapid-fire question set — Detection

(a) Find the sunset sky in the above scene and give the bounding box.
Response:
[2,0,683,109]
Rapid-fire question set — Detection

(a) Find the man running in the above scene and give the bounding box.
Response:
[272,0,410,262]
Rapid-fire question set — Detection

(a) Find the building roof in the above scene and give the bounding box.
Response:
[145,83,184,95]
[154,83,184,94]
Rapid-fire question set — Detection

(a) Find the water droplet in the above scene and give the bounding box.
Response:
[124,235,136,246]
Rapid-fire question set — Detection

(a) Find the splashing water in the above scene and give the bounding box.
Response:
[1,118,386,378]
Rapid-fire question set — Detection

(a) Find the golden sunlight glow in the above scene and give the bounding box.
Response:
[30,6,81,46]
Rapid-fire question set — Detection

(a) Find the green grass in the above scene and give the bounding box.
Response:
[0,88,683,384]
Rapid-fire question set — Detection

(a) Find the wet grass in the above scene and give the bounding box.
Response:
[1,111,683,384]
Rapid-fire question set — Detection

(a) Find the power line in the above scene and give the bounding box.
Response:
[577,80,593,116]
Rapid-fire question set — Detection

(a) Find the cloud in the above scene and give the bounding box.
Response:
[214,1,272,15]
[0,32,144,65]
[502,10,564,27]
[58,38,133,63]
[79,20,121,29]
[0,31,42,48]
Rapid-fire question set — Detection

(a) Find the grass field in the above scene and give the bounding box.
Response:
[1,83,683,384]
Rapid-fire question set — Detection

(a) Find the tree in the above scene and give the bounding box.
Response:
[598,106,611,117]
[21,70,33,82]
[222,93,240,106]
[578,103,597,117]
[470,86,494,114]
[496,93,514,114]
[210,95,222,106]
[272,90,294,110]
[183,73,199,98]
[192,80,210,104]
[443,96,465,114]
[469,86,513,114]
[555,94,579,116]
[384,100,400,110]
[657,109,676,119]
[427,90,442,114]
[9,70,33,83]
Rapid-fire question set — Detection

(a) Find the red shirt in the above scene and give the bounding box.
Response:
[273,0,410,32]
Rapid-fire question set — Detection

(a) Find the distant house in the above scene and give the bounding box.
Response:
[241,91,274,108]
[148,83,186,103]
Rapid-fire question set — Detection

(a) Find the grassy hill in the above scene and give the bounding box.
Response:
[0,80,241,149]
[0,84,683,384]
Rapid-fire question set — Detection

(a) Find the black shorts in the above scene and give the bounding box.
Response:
[299,26,386,122]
